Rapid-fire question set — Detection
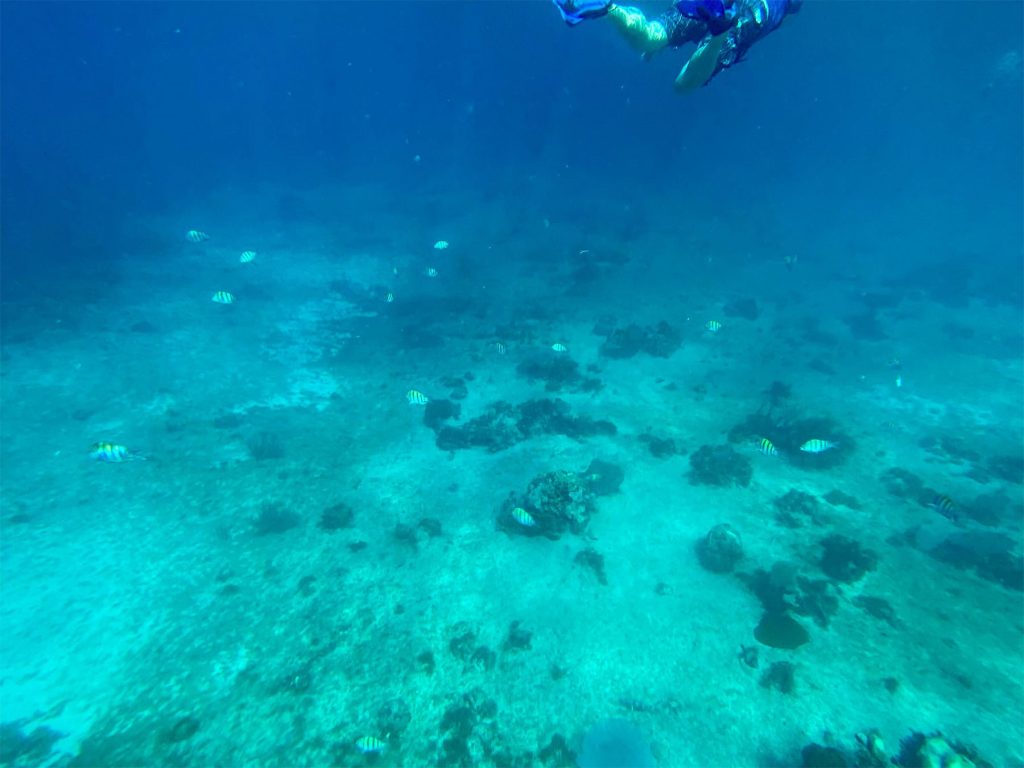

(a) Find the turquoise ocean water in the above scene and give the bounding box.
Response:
[1,2,1022,766]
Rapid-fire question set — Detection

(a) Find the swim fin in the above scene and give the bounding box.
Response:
[674,32,728,92]
[553,0,611,25]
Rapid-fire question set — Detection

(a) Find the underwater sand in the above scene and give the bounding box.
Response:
[1,181,1022,767]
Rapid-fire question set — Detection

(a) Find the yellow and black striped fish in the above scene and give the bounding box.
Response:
[756,438,779,457]
[186,229,210,243]
[211,291,234,304]
[511,507,536,527]
[355,736,386,754]
[800,439,837,454]
[929,493,958,521]
[406,389,429,405]
[90,442,141,462]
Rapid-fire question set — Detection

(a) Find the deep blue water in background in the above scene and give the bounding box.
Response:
[2,4,1023,764]
[2,1,1021,299]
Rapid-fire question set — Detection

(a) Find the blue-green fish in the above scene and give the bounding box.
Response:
[186,229,210,243]
[800,439,837,454]
[704,320,722,333]
[211,291,234,304]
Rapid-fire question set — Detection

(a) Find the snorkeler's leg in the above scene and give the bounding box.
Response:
[673,31,728,92]
[606,4,670,54]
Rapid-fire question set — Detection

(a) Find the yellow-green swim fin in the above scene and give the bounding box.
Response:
[674,33,728,92]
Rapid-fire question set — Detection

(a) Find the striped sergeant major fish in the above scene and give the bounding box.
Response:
[90,442,144,462]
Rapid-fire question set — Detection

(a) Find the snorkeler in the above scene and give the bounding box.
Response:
[553,0,802,92]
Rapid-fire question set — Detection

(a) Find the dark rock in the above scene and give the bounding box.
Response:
[253,502,300,535]
[575,548,608,585]
[0,722,64,764]
[319,502,354,531]
[822,489,862,510]
[424,398,461,430]
[723,297,760,320]
[760,661,796,694]
[418,517,443,537]
[503,620,532,651]
[166,715,201,743]
[879,467,925,499]
[801,743,848,768]
[820,535,878,583]
[538,733,575,767]
[417,650,436,675]
[246,431,284,460]
[738,645,759,668]
[470,646,496,671]
[449,627,477,661]
[754,611,810,649]
[377,697,411,736]
[792,577,839,628]
[583,460,624,495]
[854,595,901,627]
[393,523,418,546]
[689,444,753,487]
[639,434,677,458]
[773,489,824,528]
[696,524,743,573]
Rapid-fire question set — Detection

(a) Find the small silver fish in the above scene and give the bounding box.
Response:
[211,291,234,304]
[239,250,256,263]
[186,229,210,243]
[511,507,536,527]
[551,343,568,352]
[406,389,429,405]
[800,439,838,453]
